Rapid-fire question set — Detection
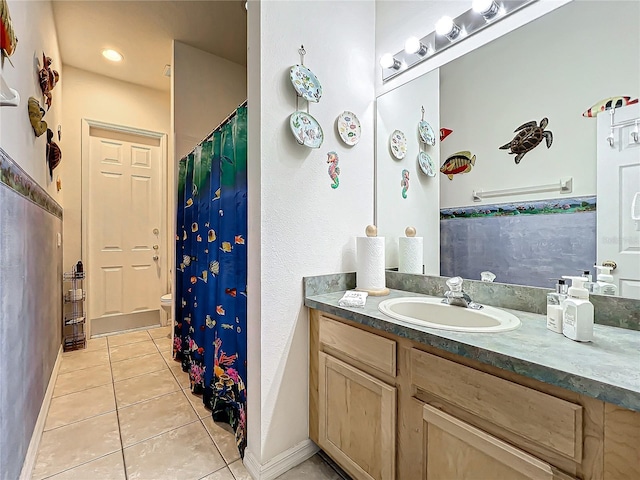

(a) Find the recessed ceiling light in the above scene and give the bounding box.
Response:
[102,49,123,62]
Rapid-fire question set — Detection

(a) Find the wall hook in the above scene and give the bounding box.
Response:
[630,121,639,143]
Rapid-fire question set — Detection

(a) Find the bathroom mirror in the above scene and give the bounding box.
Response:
[375,0,640,299]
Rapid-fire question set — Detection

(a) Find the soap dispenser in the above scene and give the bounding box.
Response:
[546,279,567,333]
[561,276,594,342]
[593,265,618,296]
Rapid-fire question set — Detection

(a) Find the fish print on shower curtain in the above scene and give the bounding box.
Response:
[175,105,247,457]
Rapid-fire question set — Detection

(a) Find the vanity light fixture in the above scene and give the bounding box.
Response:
[380,0,537,82]
[404,36,430,56]
[472,0,502,20]
[380,53,401,70]
[102,49,123,62]
[435,16,462,42]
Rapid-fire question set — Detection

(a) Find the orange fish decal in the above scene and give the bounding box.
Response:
[197,347,204,354]
[216,305,226,315]
[234,235,245,245]
[440,128,453,142]
[225,288,237,297]
[190,276,197,284]
[196,235,202,242]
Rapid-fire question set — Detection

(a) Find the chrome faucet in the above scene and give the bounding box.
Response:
[442,277,483,310]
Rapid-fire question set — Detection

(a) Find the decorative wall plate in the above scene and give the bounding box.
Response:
[336,111,361,146]
[418,120,436,146]
[418,151,436,177]
[290,111,324,148]
[390,130,407,159]
[289,65,322,103]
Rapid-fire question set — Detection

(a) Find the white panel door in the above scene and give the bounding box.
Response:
[597,104,640,299]
[88,130,163,328]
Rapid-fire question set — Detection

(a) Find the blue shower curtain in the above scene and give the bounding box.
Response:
[175,104,247,456]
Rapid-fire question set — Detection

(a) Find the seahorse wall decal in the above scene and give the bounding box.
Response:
[401,169,410,199]
[327,151,340,189]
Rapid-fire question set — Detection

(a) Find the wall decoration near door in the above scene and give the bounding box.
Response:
[175,102,248,457]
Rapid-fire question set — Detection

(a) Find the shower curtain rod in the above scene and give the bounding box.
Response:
[184,99,248,159]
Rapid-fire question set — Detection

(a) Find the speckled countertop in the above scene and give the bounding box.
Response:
[305,289,640,412]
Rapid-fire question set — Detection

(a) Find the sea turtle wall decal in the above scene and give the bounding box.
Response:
[499,117,553,164]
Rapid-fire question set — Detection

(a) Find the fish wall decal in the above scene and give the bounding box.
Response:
[440,151,476,180]
[440,128,453,142]
[582,96,638,117]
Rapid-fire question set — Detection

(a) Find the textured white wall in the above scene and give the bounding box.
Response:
[61,67,170,274]
[173,41,247,160]
[0,0,63,201]
[439,0,640,208]
[247,0,376,465]
[376,69,440,272]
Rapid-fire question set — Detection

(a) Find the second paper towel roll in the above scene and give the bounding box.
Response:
[398,236,424,274]
[356,236,386,292]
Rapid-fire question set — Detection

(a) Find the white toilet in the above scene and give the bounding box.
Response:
[160,293,172,326]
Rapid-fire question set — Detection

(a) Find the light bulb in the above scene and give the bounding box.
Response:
[472,0,500,19]
[435,16,461,41]
[404,36,428,56]
[102,49,123,62]
[404,37,420,54]
[435,16,454,36]
[380,53,400,70]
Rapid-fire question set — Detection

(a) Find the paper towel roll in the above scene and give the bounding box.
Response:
[398,237,424,274]
[356,236,389,295]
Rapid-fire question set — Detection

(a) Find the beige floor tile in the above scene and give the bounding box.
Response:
[153,337,173,353]
[109,340,158,363]
[45,384,116,431]
[200,467,235,480]
[170,364,192,389]
[85,337,108,352]
[274,455,342,480]
[184,388,212,419]
[111,352,168,382]
[228,459,252,480]
[161,348,178,363]
[114,369,180,407]
[148,325,172,339]
[107,330,152,347]
[58,349,110,374]
[45,451,126,480]
[118,391,198,447]
[53,363,112,398]
[201,417,240,464]
[124,422,225,480]
[32,412,121,480]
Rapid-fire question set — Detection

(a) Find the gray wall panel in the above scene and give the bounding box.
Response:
[0,184,62,480]
[441,212,596,288]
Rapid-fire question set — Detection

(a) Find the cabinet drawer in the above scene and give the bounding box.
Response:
[319,316,396,377]
[411,349,583,462]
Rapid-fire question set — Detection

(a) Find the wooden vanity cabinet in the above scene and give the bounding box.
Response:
[309,309,640,480]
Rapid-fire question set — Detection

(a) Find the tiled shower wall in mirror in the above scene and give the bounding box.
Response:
[0,147,63,480]
[440,197,596,289]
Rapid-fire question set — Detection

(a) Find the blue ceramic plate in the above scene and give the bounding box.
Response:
[418,120,436,146]
[289,65,322,103]
[290,111,324,148]
[418,151,436,176]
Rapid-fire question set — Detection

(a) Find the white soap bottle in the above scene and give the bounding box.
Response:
[593,265,618,296]
[546,279,567,333]
[561,276,594,342]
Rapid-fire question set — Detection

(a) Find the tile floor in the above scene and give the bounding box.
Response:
[32,326,342,480]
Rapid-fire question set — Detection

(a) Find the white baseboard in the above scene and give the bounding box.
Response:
[244,439,319,480]
[19,345,63,480]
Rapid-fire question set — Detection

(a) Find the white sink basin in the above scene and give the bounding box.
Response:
[378,297,521,333]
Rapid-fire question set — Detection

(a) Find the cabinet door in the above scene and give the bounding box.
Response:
[318,352,396,480]
[423,404,576,480]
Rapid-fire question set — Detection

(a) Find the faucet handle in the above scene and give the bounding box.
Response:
[446,276,464,292]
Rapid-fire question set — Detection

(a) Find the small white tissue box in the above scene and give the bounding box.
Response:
[338,290,368,308]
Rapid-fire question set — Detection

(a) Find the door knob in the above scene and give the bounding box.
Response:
[153,255,159,261]
[153,244,159,250]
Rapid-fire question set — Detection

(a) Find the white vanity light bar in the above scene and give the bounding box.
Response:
[472,177,573,202]
[381,0,538,83]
